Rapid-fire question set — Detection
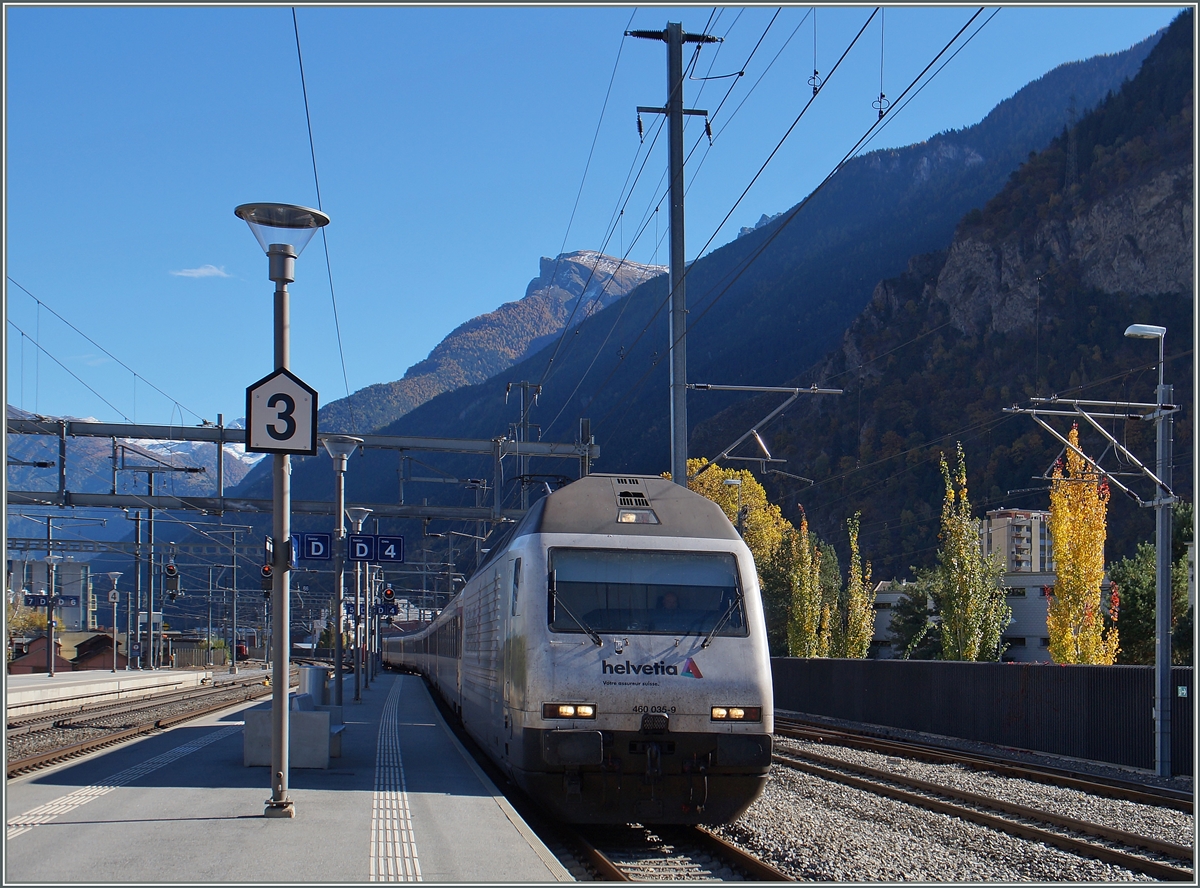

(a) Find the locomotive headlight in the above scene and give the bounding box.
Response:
[543,702,597,719]
[711,705,762,722]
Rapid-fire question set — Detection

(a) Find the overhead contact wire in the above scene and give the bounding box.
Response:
[8,277,202,423]
[292,7,356,430]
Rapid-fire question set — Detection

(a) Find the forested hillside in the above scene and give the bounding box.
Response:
[693,10,1193,579]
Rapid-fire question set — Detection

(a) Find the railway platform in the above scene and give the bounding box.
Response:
[6,667,229,717]
[6,672,571,882]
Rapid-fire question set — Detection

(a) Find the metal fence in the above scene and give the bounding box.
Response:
[172,648,226,669]
[771,658,1194,775]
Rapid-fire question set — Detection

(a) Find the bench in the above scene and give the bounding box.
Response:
[242,692,345,769]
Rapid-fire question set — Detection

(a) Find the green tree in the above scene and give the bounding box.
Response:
[769,513,825,658]
[1109,540,1191,666]
[930,443,1010,661]
[888,571,943,660]
[842,513,875,659]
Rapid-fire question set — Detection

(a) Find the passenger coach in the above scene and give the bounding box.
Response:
[383,473,773,824]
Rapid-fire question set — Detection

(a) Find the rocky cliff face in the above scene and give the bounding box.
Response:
[316,251,663,434]
[936,166,1192,336]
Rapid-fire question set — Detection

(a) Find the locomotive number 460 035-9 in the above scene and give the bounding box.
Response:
[631,705,676,713]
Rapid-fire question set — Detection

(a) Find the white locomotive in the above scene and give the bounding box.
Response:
[381,473,773,824]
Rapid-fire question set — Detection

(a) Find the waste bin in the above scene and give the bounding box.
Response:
[298,664,330,704]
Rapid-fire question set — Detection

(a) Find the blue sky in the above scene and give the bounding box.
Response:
[4,4,1183,429]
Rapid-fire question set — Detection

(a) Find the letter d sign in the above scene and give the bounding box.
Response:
[348,534,376,562]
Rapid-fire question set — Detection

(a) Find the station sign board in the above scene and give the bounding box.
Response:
[346,534,404,563]
[299,533,332,561]
[24,595,80,608]
[245,368,318,455]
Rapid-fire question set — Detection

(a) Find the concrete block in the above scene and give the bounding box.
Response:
[242,707,331,769]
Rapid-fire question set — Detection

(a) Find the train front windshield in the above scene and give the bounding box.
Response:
[549,548,746,637]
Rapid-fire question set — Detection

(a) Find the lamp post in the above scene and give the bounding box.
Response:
[1124,323,1174,777]
[322,435,362,707]
[346,507,373,703]
[723,478,745,537]
[236,201,329,819]
[44,554,62,677]
[107,572,123,673]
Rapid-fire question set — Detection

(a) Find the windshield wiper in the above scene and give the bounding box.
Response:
[550,570,603,647]
[702,589,743,649]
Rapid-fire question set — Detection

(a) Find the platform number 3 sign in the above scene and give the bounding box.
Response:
[246,368,319,455]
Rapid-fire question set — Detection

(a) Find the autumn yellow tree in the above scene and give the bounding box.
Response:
[6,600,47,662]
[1046,425,1119,664]
[842,513,875,659]
[931,443,1010,661]
[773,513,824,657]
[682,459,789,567]
[684,459,794,652]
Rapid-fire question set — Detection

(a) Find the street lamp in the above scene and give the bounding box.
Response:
[1124,323,1174,777]
[236,201,329,820]
[346,507,373,703]
[44,555,63,677]
[322,435,362,708]
[107,572,123,673]
[723,478,745,537]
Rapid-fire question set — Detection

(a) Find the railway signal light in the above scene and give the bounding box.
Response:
[164,561,180,591]
[260,563,273,595]
[382,586,395,603]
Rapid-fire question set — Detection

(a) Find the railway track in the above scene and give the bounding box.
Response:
[775,716,1193,813]
[7,674,271,736]
[558,823,793,881]
[7,670,296,779]
[772,746,1194,882]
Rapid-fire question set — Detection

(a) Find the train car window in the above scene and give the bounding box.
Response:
[547,548,747,638]
[511,558,522,616]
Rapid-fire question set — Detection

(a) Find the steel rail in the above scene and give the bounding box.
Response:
[562,824,794,882]
[7,678,287,779]
[773,750,1193,882]
[787,747,1192,863]
[692,825,796,881]
[775,717,1193,813]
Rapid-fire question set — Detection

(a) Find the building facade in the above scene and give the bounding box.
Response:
[980,509,1056,663]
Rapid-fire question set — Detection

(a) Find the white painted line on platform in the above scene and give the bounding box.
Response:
[6,723,242,840]
[370,677,421,882]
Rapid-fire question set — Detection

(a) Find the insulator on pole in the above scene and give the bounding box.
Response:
[637,113,644,142]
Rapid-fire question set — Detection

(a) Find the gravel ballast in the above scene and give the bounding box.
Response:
[710,727,1194,882]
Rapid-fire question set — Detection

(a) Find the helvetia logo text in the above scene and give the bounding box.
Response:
[600,658,702,678]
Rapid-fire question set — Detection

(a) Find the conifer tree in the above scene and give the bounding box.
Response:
[1046,425,1119,664]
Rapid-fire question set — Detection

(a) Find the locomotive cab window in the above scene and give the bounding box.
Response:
[548,548,746,637]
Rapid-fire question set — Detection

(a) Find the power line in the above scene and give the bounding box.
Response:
[6,319,133,422]
[292,7,356,430]
[602,7,989,445]
[7,276,203,423]
[590,8,885,437]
